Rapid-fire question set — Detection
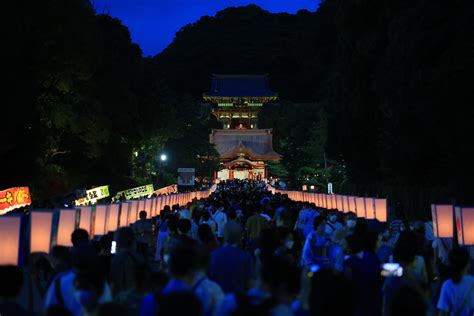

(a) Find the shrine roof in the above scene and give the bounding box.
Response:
[203,74,278,98]
[210,129,281,161]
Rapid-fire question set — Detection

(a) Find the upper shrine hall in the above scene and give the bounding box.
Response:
[204,74,281,180]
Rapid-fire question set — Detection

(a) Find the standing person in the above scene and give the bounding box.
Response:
[209,222,255,294]
[301,216,330,268]
[198,224,221,253]
[43,242,112,316]
[213,204,228,241]
[245,205,268,252]
[325,210,342,239]
[133,211,153,259]
[110,227,147,296]
[200,211,217,236]
[437,247,474,316]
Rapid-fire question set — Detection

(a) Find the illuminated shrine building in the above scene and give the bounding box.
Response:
[204,74,281,180]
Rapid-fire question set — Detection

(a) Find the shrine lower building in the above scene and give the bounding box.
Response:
[204,74,281,180]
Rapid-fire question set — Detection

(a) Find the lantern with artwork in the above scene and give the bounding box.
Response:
[455,207,474,246]
[431,204,454,238]
[0,216,23,265]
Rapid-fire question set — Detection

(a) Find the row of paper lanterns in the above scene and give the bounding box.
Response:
[269,187,387,222]
[431,205,474,246]
[0,186,217,265]
[270,186,474,247]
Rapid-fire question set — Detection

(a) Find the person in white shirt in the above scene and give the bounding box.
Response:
[213,205,228,239]
[438,247,474,316]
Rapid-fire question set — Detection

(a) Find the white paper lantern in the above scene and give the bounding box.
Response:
[119,202,130,227]
[431,204,454,238]
[30,211,54,253]
[56,209,78,247]
[455,207,474,246]
[0,216,22,265]
[364,198,376,220]
[355,197,366,218]
[78,206,93,235]
[94,205,108,236]
[107,203,120,232]
[374,198,387,222]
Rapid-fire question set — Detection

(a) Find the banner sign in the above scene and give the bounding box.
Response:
[178,168,195,186]
[116,184,154,200]
[75,185,109,206]
[0,187,32,215]
[154,184,178,196]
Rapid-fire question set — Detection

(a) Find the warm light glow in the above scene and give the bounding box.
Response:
[364,198,376,219]
[107,204,120,232]
[0,217,21,265]
[57,209,78,247]
[374,198,387,222]
[145,199,153,218]
[355,197,366,218]
[94,205,108,236]
[431,204,454,238]
[78,206,93,235]
[348,196,357,213]
[119,202,130,227]
[129,200,139,224]
[30,211,53,253]
[335,195,344,212]
[455,207,474,246]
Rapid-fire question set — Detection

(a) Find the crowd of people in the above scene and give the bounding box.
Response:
[1,179,473,316]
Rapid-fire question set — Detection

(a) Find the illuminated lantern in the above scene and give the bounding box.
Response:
[129,200,138,224]
[107,203,120,232]
[348,196,357,213]
[455,207,474,246]
[78,206,93,235]
[150,198,156,217]
[119,202,130,227]
[30,210,54,253]
[156,198,162,216]
[0,216,22,265]
[94,205,108,236]
[355,197,366,218]
[431,204,454,238]
[374,198,387,222]
[331,195,337,209]
[56,209,78,247]
[364,198,376,220]
[138,199,145,213]
[335,195,344,212]
[145,199,153,218]
[315,194,321,208]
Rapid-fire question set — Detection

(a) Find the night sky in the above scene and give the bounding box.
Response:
[93,0,320,56]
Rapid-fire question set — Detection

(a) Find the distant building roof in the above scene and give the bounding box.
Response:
[210,129,281,161]
[203,74,278,99]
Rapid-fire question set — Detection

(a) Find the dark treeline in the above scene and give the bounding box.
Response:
[3,0,474,216]
[3,0,217,199]
[153,1,474,218]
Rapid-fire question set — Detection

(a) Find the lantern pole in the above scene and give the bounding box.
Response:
[452,201,458,249]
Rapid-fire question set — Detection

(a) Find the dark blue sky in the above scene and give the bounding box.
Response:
[93,0,320,56]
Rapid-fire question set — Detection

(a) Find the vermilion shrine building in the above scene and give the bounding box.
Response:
[204,74,281,180]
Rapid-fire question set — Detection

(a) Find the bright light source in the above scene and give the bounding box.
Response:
[134,151,138,157]
[160,154,167,161]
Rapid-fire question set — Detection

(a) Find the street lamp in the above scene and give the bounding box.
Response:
[157,153,168,188]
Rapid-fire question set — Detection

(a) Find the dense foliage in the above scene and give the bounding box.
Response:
[152,1,474,217]
[3,0,473,216]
